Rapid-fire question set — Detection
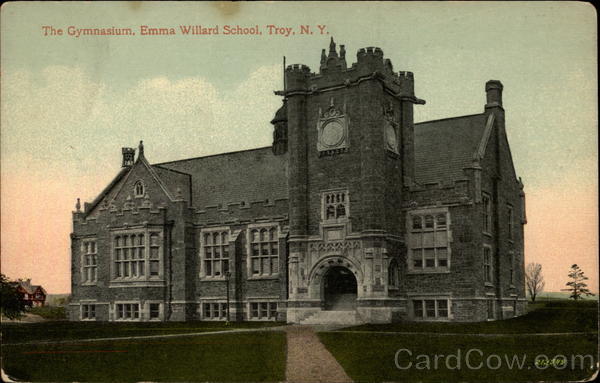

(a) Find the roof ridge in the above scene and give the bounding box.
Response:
[154,146,273,166]
[415,113,484,126]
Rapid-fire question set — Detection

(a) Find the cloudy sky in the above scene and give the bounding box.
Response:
[1,2,597,294]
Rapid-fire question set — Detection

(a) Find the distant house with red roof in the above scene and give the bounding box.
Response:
[11,279,47,307]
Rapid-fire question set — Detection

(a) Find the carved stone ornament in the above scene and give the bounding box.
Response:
[383,101,399,154]
[317,97,349,156]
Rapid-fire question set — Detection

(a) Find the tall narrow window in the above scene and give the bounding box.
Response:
[149,233,160,276]
[82,240,98,283]
[509,251,515,285]
[409,211,450,272]
[482,194,492,233]
[487,299,495,320]
[202,230,229,278]
[322,190,349,221]
[249,227,279,277]
[483,246,493,283]
[388,259,399,288]
[134,181,145,197]
[507,205,514,240]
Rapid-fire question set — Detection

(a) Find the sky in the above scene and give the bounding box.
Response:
[1,1,597,294]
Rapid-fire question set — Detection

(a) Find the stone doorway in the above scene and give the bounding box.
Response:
[323,266,357,310]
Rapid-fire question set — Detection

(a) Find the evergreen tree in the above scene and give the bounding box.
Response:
[562,264,596,300]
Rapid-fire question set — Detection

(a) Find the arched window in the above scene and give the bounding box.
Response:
[134,181,145,197]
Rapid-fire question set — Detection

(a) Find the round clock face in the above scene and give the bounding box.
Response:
[385,122,397,151]
[321,120,345,147]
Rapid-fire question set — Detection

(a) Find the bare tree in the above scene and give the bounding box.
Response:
[562,264,595,300]
[525,262,545,302]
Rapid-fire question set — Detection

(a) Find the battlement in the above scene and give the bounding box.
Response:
[404,179,472,208]
[282,39,420,100]
[357,46,384,57]
[286,64,311,73]
[195,197,289,225]
[397,71,415,94]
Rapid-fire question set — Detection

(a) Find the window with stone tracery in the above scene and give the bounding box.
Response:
[249,226,279,277]
[113,230,163,281]
[408,209,450,272]
[81,240,97,284]
[201,230,230,278]
[322,190,349,221]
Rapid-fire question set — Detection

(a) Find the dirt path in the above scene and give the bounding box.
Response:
[285,325,353,383]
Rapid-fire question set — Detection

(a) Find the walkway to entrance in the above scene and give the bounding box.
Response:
[285,325,353,383]
[323,266,357,311]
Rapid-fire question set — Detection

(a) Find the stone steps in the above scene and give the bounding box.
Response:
[299,310,364,325]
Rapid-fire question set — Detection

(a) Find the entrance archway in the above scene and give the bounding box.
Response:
[323,266,357,310]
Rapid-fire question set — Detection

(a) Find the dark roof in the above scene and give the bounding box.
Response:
[152,165,192,203]
[155,147,288,208]
[414,114,488,184]
[11,280,47,295]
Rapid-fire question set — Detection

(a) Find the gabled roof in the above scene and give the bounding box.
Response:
[152,165,192,203]
[414,113,489,184]
[85,152,192,216]
[155,147,288,209]
[11,280,46,295]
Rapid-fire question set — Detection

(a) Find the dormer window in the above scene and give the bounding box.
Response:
[322,190,349,221]
[134,181,145,197]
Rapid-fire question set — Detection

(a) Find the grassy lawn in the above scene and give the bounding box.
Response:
[319,299,598,382]
[341,300,598,334]
[1,320,285,344]
[319,332,597,382]
[2,331,286,382]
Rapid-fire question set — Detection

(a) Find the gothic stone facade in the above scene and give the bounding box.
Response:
[69,40,527,323]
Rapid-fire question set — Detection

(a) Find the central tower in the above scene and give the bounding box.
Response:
[280,39,425,323]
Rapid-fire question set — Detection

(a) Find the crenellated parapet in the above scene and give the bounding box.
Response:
[404,179,472,208]
[281,39,424,104]
[195,197,289,226]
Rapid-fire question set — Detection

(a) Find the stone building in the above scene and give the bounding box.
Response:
[69,39,526,323]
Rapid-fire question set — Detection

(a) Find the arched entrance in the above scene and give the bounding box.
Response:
[323,266,357,310]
